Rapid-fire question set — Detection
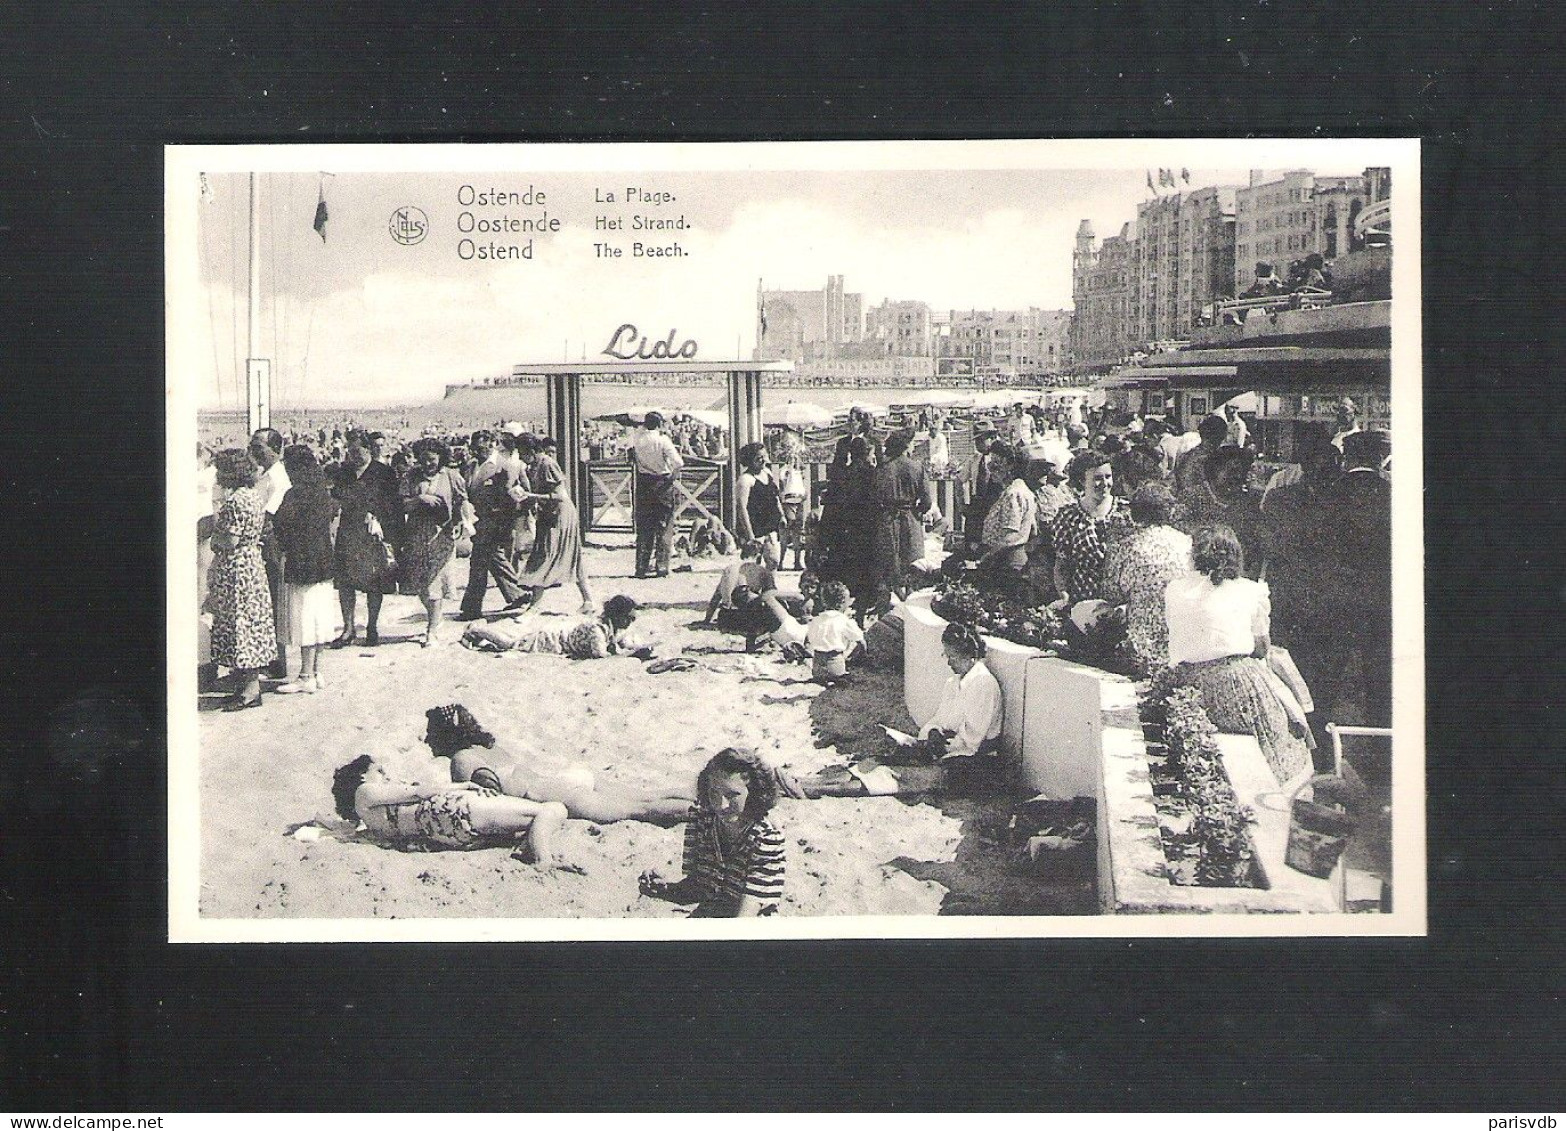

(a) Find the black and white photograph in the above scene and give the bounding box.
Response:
[166,139,1421,939]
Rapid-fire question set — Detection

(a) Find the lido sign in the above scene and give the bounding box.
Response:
[601,324,699,361]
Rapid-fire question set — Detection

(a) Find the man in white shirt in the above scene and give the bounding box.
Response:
[630,411,685,578]
[249,428,292,678]
[1158,418,1202,473]
[1223,403,1251,448]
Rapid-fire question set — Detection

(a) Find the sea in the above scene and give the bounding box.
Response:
[196,383,1035,448]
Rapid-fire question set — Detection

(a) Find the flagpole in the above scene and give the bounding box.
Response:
[246,172,269,433]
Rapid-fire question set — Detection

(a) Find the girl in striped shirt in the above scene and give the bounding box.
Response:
[640,748,787,917]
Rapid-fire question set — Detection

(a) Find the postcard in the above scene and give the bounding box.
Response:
[166,139,1422,940]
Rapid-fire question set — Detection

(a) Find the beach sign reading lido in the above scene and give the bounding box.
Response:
[601,323,699,361]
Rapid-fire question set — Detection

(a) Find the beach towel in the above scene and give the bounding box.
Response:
[848,764,902,796]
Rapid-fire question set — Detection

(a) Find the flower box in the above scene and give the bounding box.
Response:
[1098,705,1340,914]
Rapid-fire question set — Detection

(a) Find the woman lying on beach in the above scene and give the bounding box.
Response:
[331,753,571,867]
[459,594,652,660]
[639,748,787,917]
[423,703,696,826]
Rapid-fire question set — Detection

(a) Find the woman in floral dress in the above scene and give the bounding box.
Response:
[398,437,465,647]
[1103,483,1193,674]
[1051,448,1134,604]
[206,449,276,710]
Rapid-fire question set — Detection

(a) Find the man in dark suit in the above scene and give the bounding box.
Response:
[457,429,529,619]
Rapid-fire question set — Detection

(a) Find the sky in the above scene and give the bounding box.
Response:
[189,164,1368,409]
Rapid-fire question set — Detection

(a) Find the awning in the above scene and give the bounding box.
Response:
[1155,347,1388,367]
[1114,365,1238,379]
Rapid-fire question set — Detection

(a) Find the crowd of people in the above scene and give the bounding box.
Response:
[941,396,1390,778]
[202,392,1389,917]
[198,422,601,710]
[584,414,727,463]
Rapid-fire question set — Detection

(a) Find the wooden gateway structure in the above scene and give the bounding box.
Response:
[509,359,794,535]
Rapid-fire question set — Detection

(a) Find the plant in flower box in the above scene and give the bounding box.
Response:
[1140,678,1260,888]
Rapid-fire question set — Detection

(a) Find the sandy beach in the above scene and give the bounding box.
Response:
[197,535,1096,921]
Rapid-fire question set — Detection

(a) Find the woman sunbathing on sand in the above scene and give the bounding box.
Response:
[460,594,652,660]
[332,754,572,868]
[423,704,696,826]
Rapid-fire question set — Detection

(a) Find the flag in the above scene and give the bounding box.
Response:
[313,187,328,242]
[1146,170,1155,193]
[1159,168,1175,188]
[759,298,768,338]
[1180,167,1191,183]
[199,173,214,204]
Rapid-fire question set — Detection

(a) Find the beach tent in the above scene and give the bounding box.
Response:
[841,400,889,417]
[762,401,834,428]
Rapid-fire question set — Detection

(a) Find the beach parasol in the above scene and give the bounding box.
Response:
[762,401,834,428]
[1219,391,1258,413]
[907,389,975,408]
[682,408,728,428]
[841,400,889,417]
[593,404,666,426]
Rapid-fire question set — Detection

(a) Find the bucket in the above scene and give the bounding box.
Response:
[1285,775,1356,879]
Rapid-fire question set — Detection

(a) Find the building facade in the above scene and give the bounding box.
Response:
[755,275,865,363]
[1070,219,1136,370]
[942,307,1072,381]
[864,299,934,356]
[1234,169,1378,290]
[1075,167,1388,371]
[788,351,937,384]
[1128,186,1237,346]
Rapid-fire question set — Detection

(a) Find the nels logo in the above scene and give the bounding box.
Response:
[389,205,428,246]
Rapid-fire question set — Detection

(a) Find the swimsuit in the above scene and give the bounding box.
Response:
[376,788,499,850]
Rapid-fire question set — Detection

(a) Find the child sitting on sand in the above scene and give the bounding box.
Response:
[675,515,736,560]
[331,753,572,867]
[758,569,821,662]
[803,580,866,684]
[460,594,651,659]
[423,703,697,826]
[639,748,787,917]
